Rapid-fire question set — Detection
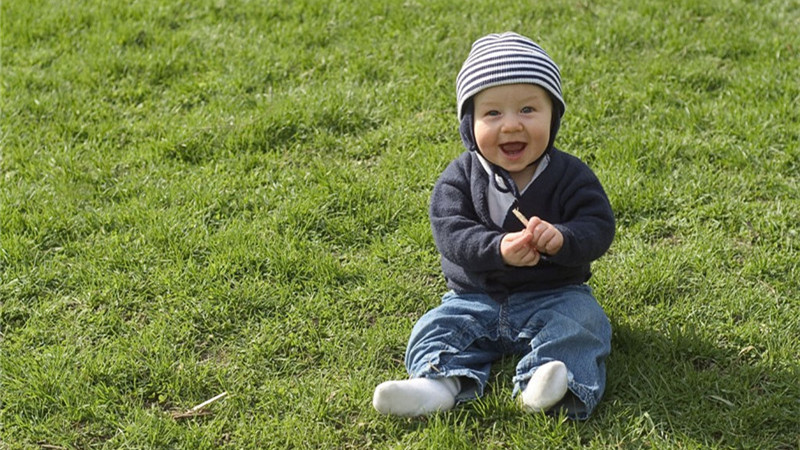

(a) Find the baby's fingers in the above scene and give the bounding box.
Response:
[506,231,532,248]
[536,227,558,252]
[518,246,540,266]
[501,232,536,266]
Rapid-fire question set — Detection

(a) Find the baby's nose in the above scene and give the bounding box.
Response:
[501,117,524,132]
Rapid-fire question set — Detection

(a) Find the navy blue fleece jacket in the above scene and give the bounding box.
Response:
[429,148,615,299]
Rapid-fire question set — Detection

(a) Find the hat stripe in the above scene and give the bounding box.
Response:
[465,42,549,63]
[456,32,565,121]
[459,48,557,78]
[457,61,562,96]
[457,55,560,86]
[466,67,560,92]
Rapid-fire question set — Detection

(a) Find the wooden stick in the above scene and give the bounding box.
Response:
[190,391,228,412]
[512,208,529,227]
[171,392,228,420]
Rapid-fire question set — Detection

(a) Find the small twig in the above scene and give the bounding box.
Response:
[171,392,228,420]
[39,445,67,450]
[190,391,228,412]
[512,208,529,227]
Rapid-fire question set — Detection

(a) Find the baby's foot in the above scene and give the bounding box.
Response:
[372,377,459,417]
[521,360,569,413]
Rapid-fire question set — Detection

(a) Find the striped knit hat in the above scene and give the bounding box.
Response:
[456,32,565,121]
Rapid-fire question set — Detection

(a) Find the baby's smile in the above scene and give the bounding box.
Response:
[500,141,527,158]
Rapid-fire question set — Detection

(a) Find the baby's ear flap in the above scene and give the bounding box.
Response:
[546,95,564,152]
[459,99,478,152]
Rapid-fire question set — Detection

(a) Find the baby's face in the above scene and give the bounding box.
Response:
[473,84,553,185]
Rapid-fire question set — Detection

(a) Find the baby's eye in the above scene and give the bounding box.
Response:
[486,110,501,117]
[521,106,535,113]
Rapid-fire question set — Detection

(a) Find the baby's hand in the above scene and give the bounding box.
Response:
[501,230,540,267]
[526,216,564,256]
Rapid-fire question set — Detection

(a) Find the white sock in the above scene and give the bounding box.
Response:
[521,360,569,413]
[372,377,460,417]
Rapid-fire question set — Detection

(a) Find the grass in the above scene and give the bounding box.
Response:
[1,0,798,448]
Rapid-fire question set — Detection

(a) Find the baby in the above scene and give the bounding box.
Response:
[373,32,615,419]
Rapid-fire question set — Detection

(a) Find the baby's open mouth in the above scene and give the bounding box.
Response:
[500,142,526,155]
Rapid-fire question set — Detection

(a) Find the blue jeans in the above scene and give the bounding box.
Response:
[404,285,611,419]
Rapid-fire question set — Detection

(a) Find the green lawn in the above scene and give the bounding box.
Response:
[2,0,799,448]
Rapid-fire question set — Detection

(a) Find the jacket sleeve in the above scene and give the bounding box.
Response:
[547,170,615,267]
[429,161,508,272]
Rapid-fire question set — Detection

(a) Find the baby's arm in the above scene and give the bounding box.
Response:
[430,170,508,272]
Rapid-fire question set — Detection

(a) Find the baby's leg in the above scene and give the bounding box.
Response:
[512,286,612,419]
[372,377,460,416]
[374,292,500,416]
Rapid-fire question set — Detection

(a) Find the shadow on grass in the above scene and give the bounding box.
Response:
[604,321,800,448]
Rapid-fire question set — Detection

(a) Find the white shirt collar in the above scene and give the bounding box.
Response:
[475,153,550,227]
